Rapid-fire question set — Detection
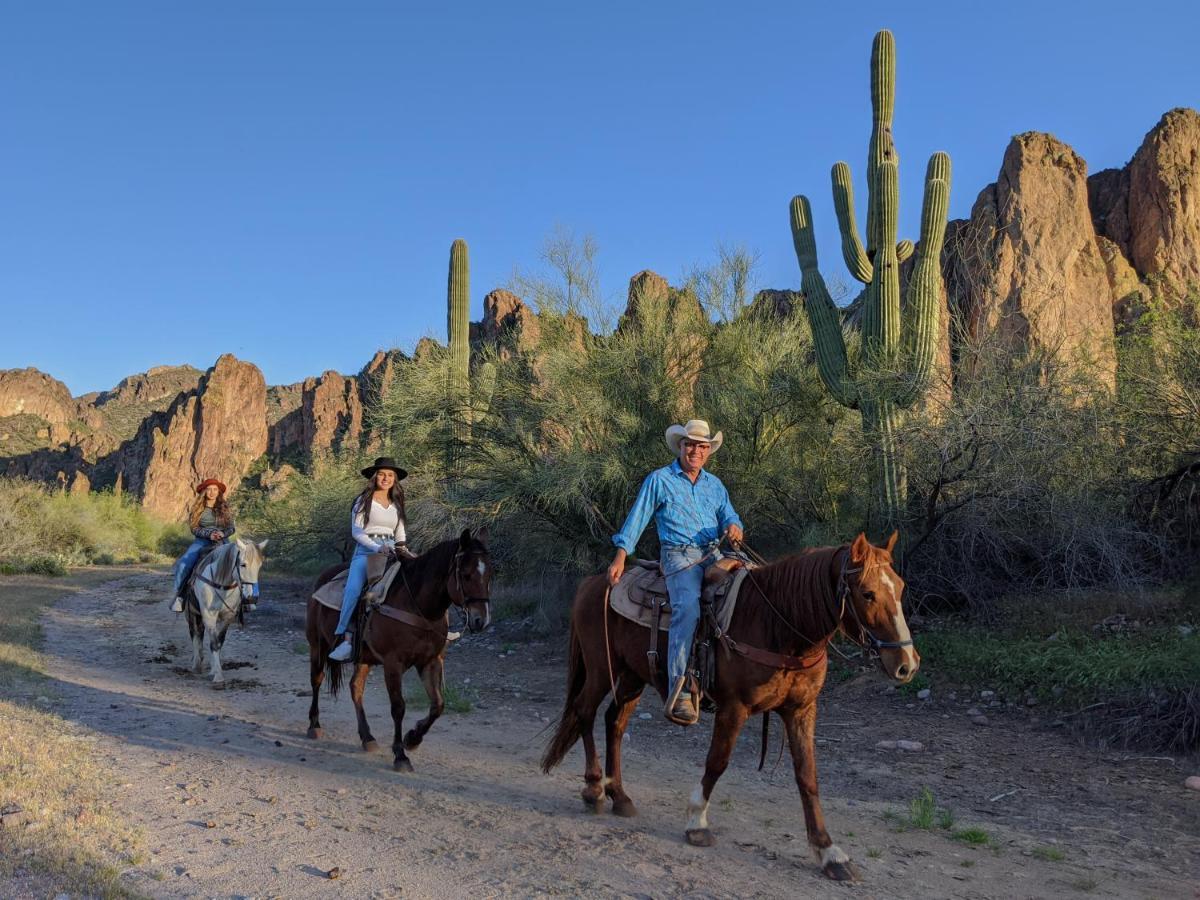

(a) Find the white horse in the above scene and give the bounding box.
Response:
[184,538,267,689]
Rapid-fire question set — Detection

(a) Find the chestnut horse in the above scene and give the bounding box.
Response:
[541,532,919,881]
[306,528,492,772]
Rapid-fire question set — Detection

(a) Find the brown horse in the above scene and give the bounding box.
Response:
[541,532,919,881]
[306,528,492,772]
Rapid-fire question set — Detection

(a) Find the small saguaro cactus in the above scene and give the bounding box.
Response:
[789,29,951,534]
[447,238,471,469]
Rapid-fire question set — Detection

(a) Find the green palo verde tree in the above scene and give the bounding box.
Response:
[447,238,471,474]
[789,29,951,535]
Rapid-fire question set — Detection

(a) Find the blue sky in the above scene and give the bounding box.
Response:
[2,1,1196,394]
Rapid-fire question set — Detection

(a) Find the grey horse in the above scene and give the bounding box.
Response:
[184,538,267,688]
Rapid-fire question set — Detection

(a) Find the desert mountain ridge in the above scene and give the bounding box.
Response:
[3,107,1197,519]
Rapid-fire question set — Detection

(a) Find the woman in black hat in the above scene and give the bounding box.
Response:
[328,457,410,661]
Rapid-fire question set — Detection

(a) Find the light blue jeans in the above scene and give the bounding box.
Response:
[662,545,721,685]
[173,539,210,595]
[335,541,392,636]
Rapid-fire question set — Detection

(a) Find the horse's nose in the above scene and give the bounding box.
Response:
[896,663,910,679]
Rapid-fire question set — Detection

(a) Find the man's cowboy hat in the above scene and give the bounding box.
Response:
[665,419,724,455]
[195,478,226,495]
[361,457,408,480]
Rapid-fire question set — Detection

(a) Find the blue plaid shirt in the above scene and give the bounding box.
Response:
[612,460,743,554]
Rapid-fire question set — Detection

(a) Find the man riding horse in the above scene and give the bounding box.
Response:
[607,419,744,726]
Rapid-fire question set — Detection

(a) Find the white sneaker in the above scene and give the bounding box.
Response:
[171,596,184,613]
[328,640,354,662]
[446,631,462,642]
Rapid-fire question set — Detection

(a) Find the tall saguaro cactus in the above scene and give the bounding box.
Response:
[789,30,951,533]
[447,238,470,471]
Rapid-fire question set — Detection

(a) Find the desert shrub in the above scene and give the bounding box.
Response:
[0,478,167,572]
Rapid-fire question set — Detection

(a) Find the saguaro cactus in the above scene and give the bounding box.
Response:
[447,238,470,469]
[789,30,951,533]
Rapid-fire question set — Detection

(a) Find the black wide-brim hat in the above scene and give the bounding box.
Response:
[361,457,408,480]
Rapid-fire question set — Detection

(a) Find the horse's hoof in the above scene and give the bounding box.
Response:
[306,727,322,740]
[402,730,422,751]
[822,860,858,882]
[610,798,638,818]
[211,681,226,691]
[362,740,379,753]
[581,796,604,814]
[685,828,716,847]
[392,756,414,773]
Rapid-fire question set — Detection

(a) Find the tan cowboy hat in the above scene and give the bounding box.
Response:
[665,419,724,455]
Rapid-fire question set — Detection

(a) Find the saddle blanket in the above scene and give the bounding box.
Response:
[311,559,405,611]
[609,561,750,635]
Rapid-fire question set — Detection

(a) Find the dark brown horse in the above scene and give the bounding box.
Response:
[306,528,493,772]
[541,532,919,881]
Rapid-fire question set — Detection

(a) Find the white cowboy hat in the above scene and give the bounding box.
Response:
[665,419,724,455]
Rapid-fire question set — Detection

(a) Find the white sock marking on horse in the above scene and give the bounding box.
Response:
[686,782,709,831]
[820,845,850,866]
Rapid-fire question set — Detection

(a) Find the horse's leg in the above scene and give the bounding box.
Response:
[685,702,750,847]
[350,663,377,751]
[403,656,444,751]
[206,615,226,689]
[381,660,413,772]
[188,609,204,673]
[781,704,856,881]
[306,643,325,739]
[603,673,645,818]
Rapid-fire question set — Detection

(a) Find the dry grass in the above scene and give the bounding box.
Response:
[0,567,152,898]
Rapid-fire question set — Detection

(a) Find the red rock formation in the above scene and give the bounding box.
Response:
[1089,108,1200,302]
[119,354,268,519]
[302,371,363,458]
[0,368,77,424]
[478,289,541,359]
[944,132,1117,390]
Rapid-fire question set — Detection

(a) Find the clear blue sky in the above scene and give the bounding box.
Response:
[2,1,1196,395]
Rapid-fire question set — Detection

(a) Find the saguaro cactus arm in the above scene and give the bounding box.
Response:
[790,195,859,409]
[896,152,952,408]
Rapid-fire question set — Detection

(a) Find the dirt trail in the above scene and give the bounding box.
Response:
[37,572,1199,899]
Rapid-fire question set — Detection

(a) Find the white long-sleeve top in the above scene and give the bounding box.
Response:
[350,497,407,552]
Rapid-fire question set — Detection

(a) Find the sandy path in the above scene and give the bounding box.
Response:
[39,572,1198,899]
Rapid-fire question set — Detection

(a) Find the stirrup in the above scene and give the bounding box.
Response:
[664,677,699,726]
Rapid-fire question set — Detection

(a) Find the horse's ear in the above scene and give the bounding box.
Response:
[850,532,870,564]
[472,525,490,547]
[883,531,898,556]
[257,538,269,551]
[459,528,472,548]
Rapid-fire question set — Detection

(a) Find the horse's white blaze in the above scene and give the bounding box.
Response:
[686,782,709,831]
[820,845,850,866]
[879,570,897,600]
[476,560,486,578]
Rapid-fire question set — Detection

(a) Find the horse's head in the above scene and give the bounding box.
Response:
[234,537,269,603]
[840,532,920,683]
[447,527,492,633]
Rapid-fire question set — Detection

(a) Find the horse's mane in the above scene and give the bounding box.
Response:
[401,537,460,582]
[743,545,843,646]
[210,542,240,586]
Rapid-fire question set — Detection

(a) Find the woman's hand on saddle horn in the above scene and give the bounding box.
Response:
[210,531,224,542]
[607,550,627,587]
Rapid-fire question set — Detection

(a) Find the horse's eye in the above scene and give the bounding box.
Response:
[862,590,876,602]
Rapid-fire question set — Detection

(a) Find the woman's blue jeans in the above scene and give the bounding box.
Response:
[335,542,391,636]
[173,539,210,595]
[662,545,720,685]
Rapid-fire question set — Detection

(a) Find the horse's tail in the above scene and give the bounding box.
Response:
[324,655,345,698]
[541,615,587,774]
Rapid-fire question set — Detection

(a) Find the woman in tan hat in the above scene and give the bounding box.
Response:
[328,457,411,661]
[170,478,236,612]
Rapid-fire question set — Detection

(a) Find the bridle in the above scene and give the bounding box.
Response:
[193,545,259,612]
[448,547,491,621]
[834,551,914,654]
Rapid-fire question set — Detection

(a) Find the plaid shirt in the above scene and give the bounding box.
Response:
[612,460,742,554]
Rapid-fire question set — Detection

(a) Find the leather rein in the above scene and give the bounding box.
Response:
[371,547,490,635]
[193,546,257,613]
[724,542,912,672]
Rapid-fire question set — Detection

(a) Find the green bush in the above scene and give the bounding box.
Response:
[0,478,170,573]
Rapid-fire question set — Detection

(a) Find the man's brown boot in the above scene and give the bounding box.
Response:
[664,676,700,726]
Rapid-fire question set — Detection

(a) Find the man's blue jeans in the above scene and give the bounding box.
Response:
[662,545,720,685]
[335,542,392,636]
[173,539,210,596]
